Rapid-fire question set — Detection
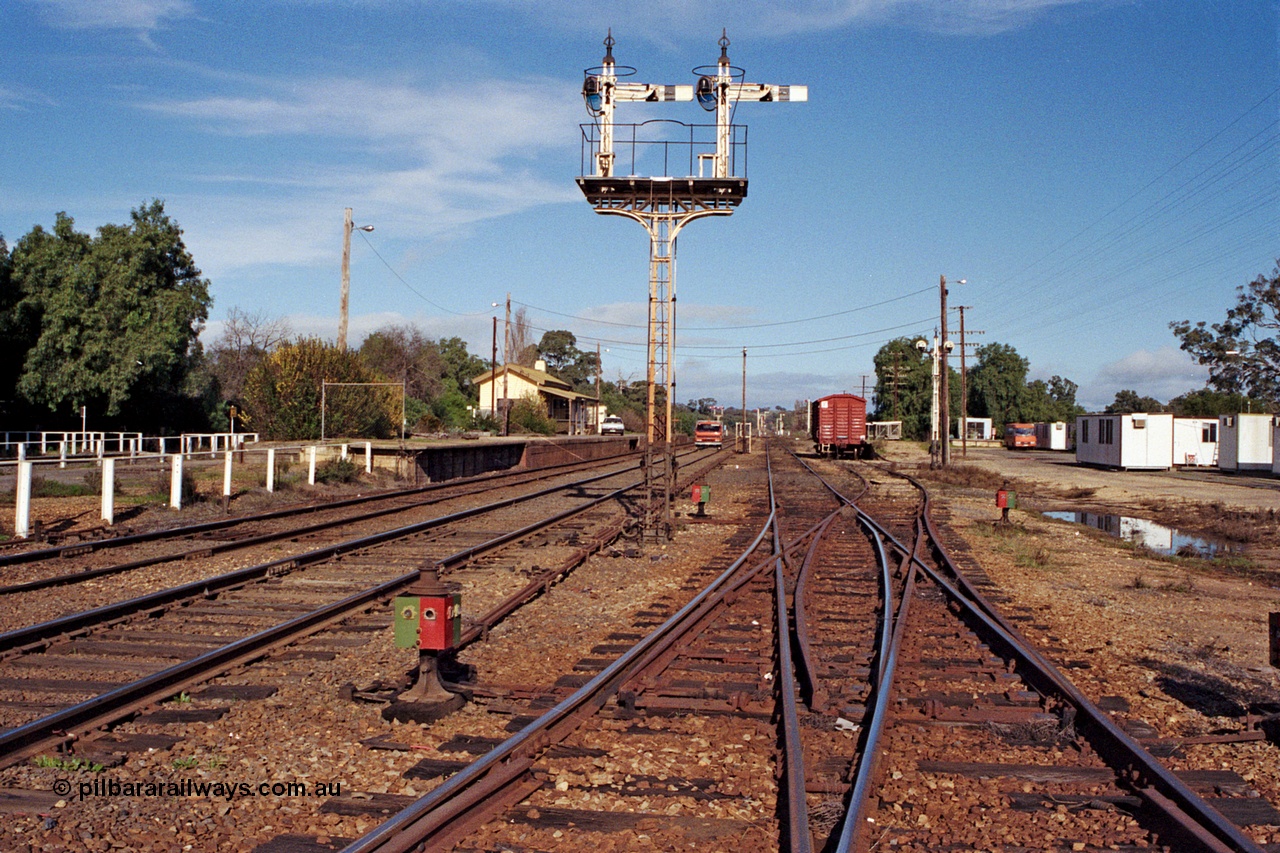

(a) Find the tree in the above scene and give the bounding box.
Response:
[967,343,1030,429]
[358,324,445,401]
[437,336,488,398]
[1106,389,1164,414]
[1171,262,1280,406]
[206,308,291,405]
[8,201,211,423]
[508,306,537,367]
[537,330,600,391]
[241,338,395,439]
[0,235,33,414]
[688,397,717,416]
[1168,388,1267,417]
[1021,375,1084,423]
[872,338,932,439]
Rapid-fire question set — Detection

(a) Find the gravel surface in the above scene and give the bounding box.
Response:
[3,441,1279,850]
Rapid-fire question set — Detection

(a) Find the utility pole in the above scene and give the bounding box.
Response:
[339,208,374,351]
[503,293,511,436]
[741,347,747,453]
[939,275,966,466]
[954,306,984,455]
[490,316,497,423]
[939,275,950,466]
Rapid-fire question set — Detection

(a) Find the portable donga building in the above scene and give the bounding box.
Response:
[1172,418,1218,467]
[1218,413,1274,471]
[1075,413,1173,470]
[1034,421,1069,450]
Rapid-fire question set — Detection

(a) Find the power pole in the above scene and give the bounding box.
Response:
[939,275,950,466]
[741,347,747,453]
[939,275,966,466]
[503,293,511,436]
[338,208,374,351]
[955,305,984,456]
[490,316,497,422]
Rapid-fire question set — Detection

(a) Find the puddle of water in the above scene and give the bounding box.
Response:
[1042,511,1241,557]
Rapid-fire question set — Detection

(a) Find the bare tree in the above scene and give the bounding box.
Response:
[509,306,538,367]
[207,308,292,402]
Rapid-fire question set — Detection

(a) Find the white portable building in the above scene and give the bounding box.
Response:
[1075,413,1173,470]
[1034,421,1069,451]
[1218,413,1273,471]
[1172,418,1218,467]
[956,417,992,441]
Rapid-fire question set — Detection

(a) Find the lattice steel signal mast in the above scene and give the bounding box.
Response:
[577,31,805,538]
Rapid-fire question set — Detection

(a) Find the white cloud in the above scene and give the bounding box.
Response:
[480,0,1119,38]
[26,0,194,30]
[1080,346,1207,410]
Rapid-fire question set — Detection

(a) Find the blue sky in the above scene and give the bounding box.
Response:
[2,1,1276,413]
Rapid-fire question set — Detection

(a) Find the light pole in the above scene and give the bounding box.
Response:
[916,334,951,469]
[339,208,375,351]
[939,275,965,466]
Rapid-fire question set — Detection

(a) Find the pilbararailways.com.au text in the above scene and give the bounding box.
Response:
[55,777,342,802]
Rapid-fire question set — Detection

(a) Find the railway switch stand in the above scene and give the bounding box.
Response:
[692,483,710,517]
[386,569,466,723]
[995,483,1017,525]
[577,30,804,541]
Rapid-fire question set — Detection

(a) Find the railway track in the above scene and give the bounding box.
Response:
[0,449,723,769]
[0,450,655,613]
[333,441,1270,852]
[1,440,1272,851]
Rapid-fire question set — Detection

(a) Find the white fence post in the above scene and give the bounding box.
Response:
[266,448,276,493]
[223,450,233,503]
[170,454,184,509]
[365,442,372,474]
[308,446,317,485]
[15,460,33,539]
[59,441,67,469]
[101,457,115,525]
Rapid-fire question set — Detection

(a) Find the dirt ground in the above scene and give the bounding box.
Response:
[877,440,1280,844]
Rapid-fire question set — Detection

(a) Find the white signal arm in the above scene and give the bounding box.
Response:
[582,32,692,177]
[697,32,806,178]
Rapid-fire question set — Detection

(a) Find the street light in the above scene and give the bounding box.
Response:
[917,335,952,469]
[339,208,375,352]
[939,275,965,466]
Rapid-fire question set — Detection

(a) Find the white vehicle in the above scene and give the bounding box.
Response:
[600,415,625,435]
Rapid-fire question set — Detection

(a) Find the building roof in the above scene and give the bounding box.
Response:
[473,363,599,403]
[474,363,573,392]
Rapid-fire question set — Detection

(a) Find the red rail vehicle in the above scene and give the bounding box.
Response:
[694,420,724,448]
[810,393,868,457]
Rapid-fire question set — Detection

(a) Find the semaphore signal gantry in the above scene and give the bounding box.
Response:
[576,30,805,540]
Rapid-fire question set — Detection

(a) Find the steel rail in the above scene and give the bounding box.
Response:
[337,505,781,853]
[847,465,1260,853]
[790,511,839,710]
[0,465,643,656]
[452,452,726,648]
[0,460,675,768]
[0,446,648,568]
[835,518,922,852]
[767,447,813,853]
[0,572,414,767]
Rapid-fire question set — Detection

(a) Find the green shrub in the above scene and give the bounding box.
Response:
[314,457,360,484]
